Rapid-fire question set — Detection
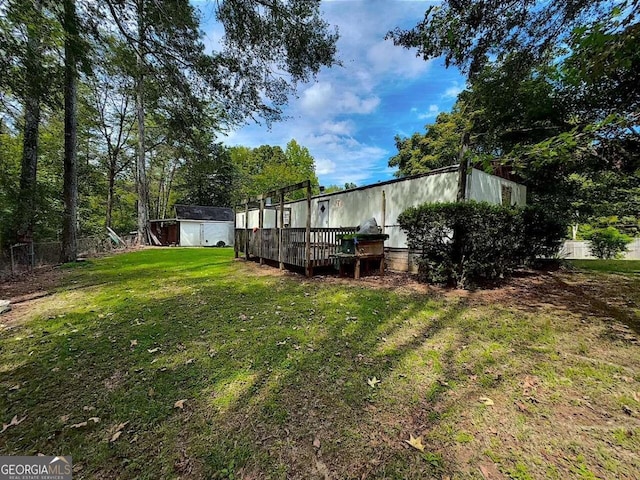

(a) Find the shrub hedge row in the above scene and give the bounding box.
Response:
[398,201,566,288]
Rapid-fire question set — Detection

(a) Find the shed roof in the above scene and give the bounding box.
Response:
[174,205,234,222]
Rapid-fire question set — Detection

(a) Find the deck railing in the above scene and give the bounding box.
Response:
[235,227,357,272]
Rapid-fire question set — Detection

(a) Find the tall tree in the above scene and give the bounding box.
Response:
[175,143,239,207]
[101,0,338,244]
[231,141,320,201]
[60,0,79,262]
[389,106,470,177]
[13,0,44,244]
[86,50,135,229]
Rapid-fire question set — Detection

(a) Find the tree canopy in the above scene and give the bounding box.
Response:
[388,1,640,230]
[0,0,338,252]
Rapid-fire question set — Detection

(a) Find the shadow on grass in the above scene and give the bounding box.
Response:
[0,249,559,479]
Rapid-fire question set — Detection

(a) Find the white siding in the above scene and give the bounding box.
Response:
[235,169,527,250]
[179,220,234,247]
[467,169,527,206]
[202,222,234,246]
[180,221,201,246]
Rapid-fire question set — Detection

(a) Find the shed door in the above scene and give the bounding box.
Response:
[202,222,229,247]
[180,222,201,246]
[318,200,329,228]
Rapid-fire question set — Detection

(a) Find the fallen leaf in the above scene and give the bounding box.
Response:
[185,358,195,365]
[174,399,187,409]
[479,462,504,479]
[515,401,528,413]
[147,347,160,354]
[405,434,425,452]
[367,377,381,388]
[88,417,100,423]
[70,421,88,429]
[148,388,155,397]
[522,375,539,394]
[108,421,129,442]
[114,421,129,431]
[82,406,95,411]
[313,437,321,448]
[1,415,26,433]
[479,397,494,406]
[130,339,138,347]
[59,414,70,423]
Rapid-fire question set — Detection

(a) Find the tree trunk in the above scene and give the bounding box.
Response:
[456,131,470,202]
[135,1,151,245]
[106,165,115,229]
[61,0,78,263]
[453,131,471,287]
[15,1,42,244]
[162,161,177,219]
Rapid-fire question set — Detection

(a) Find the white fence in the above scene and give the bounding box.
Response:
[561,239,640,260]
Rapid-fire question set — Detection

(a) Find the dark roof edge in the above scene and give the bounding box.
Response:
[173,204,233,210]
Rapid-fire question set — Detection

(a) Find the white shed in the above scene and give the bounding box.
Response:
[151,205,234,247]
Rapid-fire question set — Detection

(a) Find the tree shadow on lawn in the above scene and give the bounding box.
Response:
[0,265,486,479]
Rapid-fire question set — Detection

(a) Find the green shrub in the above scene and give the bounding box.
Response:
[398,201,566,288]
[520,204,568,263]
[587,227,632,259]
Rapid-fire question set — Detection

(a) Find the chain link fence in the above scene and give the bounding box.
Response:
[0,236,134,280]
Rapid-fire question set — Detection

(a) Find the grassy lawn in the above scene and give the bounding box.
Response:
[569,259,640,275]
[1,248,639,479]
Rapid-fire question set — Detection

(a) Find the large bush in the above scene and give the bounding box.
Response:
[398,201,566,288]
[587,227,632,259]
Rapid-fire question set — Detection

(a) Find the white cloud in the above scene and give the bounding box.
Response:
[366,40,431,79]
[443,82,464,99]
[339,92,380,114]
[300,82,334,114]
[316,158,337,175]
[320,120,355,136]
[299,82,380,117]
[417,104,439,120]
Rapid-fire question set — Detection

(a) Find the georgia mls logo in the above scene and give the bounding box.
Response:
[49,457,71,474]
[0,456,72,480]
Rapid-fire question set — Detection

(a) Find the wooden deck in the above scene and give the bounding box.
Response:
[235,227,357,274]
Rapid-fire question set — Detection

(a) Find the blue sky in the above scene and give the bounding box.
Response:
[198,0,465,187]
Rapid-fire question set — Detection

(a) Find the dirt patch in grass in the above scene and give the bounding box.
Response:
[0,266,70,328]
[0,265,66,300]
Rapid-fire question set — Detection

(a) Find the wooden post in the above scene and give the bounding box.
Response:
[381,190,386,233]
[234,206,238,258]
[305,182,312,277]
[279,191,284,270]
[244,201,249,260]
[259,196,264,265]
